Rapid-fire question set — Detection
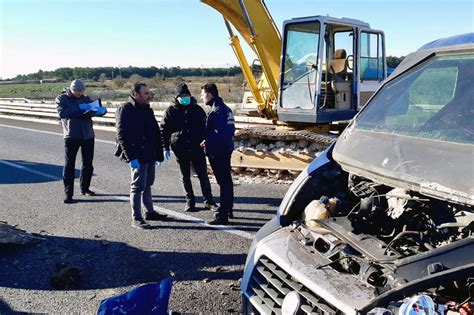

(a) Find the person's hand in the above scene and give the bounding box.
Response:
[79,104,91,111]
[130,159,140,170]
[200,140,206,148]
[94,107,107,116]
[155,161,161,167]
[164,150,171,160]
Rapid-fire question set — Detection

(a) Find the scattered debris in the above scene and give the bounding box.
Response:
[202,278,210,283]
[214,266,229,273]
[229,282,240,290]
[37,230,53,236]
[87,293,96,301]
[97,278,172,315]
[50,264,82,289]
[0,223,45,246]
[220,291,229,296]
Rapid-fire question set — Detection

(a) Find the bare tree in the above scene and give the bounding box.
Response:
[99,73,107,82]
[113,75,126,88]
[128,74,142,86]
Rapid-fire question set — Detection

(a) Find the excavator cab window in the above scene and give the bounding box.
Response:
[280,21,321,110]
[320,26,355,111]
[360,32,385,81]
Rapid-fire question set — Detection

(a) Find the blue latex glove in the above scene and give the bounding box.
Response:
[130,159,140,170]
[164,150,171,160]
[94,107,107,116]
[155,161,161,167]
[79,104,91,110]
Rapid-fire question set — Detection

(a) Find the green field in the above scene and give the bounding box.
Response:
[0,83,67,100]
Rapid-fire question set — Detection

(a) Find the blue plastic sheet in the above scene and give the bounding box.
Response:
[97,278,172,315]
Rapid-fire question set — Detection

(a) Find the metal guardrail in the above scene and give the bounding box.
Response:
[0,98,313,173]
[0,98,274,132]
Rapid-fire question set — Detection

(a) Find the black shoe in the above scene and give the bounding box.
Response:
[145,211,168,221]
[206,213,229,225]
[81,189,96,196]
[131,219,150,229]
[185,205,198,212]
[203,201,219,212]
[63,196,75,204]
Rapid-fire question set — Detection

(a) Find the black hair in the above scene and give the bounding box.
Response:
[201,83,219,97]
[131,82,147,94]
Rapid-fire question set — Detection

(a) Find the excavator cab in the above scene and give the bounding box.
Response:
[278,16,386,123]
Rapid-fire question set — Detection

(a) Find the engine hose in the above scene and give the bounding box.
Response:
[383,231,423,255]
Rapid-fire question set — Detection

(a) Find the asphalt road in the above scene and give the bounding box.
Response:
[0,118,290,314]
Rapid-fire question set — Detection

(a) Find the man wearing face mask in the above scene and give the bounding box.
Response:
[116,82,167,229]
[200,83,235,225]
[161,83,217,212]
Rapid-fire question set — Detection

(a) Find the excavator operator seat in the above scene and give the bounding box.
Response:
[328,49,348,79]
[328,49,352,110]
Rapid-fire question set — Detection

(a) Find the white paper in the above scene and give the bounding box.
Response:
[87,100,100,111]
[82,99,100,113]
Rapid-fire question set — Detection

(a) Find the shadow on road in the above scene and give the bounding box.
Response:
[0,298,20,314]
[0,234,245,291]
[0,160,78,184]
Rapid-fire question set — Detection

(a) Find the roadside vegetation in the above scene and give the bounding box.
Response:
[0,56,405,103]
[0,75,246,103]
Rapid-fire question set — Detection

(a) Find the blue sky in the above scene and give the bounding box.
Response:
[0,0,472,79]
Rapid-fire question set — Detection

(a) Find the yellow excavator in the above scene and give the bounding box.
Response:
[201,0,387,173]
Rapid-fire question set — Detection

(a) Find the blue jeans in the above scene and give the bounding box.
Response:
[130,162,155,220]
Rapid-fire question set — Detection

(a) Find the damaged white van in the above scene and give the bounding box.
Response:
[241,33,474,314]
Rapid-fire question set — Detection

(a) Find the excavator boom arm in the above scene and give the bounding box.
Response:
[201,0,281,104]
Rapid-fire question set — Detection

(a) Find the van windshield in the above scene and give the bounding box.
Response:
[333,53,474,205]
[356,54,474,144]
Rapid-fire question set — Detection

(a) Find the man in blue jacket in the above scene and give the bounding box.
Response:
[55,79,107,204]
[200,83,235,225]
[161,83,217,212]
[116,83,167,229]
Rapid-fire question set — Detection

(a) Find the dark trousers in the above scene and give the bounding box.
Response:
[63,138,94,197]
[208,154,233,216]
[175,150,213,206]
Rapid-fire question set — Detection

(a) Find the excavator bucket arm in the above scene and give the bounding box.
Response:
[200,0,281,109]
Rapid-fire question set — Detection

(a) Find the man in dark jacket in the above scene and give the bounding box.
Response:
[55,79,107,204]
[116,83,167,229]
[200,83,236,225]
[161,83,217,212]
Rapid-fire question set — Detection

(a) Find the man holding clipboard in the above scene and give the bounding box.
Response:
[55,79,107,204]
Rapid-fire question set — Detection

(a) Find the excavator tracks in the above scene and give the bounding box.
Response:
[230,126,338,180]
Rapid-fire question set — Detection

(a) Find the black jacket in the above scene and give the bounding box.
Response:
[205,97,235,158]
[160,97,207,156]
[115,96,164,163]
[55,88,95,140]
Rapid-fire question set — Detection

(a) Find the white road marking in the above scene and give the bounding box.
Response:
[0,123,115,144]
[0,124,255,240]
